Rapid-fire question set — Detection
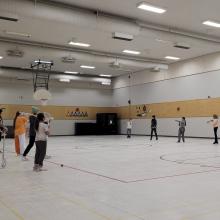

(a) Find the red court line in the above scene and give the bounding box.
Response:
[127,169,220,183]
[160,154,220,169]
[45,160,128,183]
[7,150,220,183]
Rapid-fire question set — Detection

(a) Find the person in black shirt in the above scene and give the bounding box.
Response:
[150,115,158,140]
[0,109,3,153]
[22,107,39,161]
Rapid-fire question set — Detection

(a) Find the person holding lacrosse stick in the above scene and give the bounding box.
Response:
[207,114,219,144]
[176,117,186,143]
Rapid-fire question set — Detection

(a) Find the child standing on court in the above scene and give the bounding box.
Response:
[207,114,219,144]
[177,117,186,143]
[127,119,132,138]
[34,113,49,172]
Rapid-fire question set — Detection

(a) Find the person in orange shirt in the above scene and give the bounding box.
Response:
[14,112,28,155]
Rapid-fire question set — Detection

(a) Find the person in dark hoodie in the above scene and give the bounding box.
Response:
[150,115,158,140]
[22,106,39,161]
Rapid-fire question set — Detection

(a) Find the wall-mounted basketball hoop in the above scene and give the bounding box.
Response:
[33,89,52,106]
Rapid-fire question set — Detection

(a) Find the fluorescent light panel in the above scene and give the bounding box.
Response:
[203,20,220,28]
[34,60,52,64]
[123,50,141,55]
[101,82,111,85]
[137,2,166,14]
[100,74,112,77]
[64,71,78,74]
[4,31,31,38]
[59,78,70,82]
[69,41,90,47]
[80,65,96,69]
[165,56,180,60]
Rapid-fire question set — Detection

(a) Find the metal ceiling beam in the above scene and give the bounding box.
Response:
[0,36,167,64]
[31,0,220,44]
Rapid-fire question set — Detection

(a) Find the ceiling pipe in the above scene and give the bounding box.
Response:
[0,67,112,84]
[0,38,169,70]
[27,0,220,44]
[138,22,220,44]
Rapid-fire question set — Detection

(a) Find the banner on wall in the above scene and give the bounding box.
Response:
[65,107,89,119]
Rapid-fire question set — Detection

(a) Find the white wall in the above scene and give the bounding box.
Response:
[113,52,220,137]
[2,52,220,137]
[0,79,113,106]
[0,79,112,135]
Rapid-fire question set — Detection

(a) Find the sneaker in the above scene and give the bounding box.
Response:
[33,165,39,172]
[39,167,48,171]
[22,156,29,161]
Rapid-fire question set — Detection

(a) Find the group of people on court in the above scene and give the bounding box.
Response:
[127,114,219,144]
[0,107,50,172]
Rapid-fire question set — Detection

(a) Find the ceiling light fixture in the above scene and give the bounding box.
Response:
[59,78,71,83]
[64,71,79,74]
[165,56,180,60]
[123,50,141,55]
[137,2,166,14]
[156,39,172,44]
[203,20,220,28]
[4,31,31,38]
[80,65,96,69]
[0,56,3,59]
[34,60,53,64]
[100,74,112,77]
[68,41,91,47]
[101,82,111,86]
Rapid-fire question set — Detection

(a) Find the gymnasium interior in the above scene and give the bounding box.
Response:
[1,1,220,220]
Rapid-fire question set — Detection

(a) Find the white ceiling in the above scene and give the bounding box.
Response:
[0,0,220,80]
[52,0,220,37]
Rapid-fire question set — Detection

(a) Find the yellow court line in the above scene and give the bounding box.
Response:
[0,198,25,220]
[40,186,113,220]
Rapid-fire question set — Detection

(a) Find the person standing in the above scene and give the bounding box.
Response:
[0,109,4,153]
[177,117,186,143]
[33,113,49,172]
[207,114,219,144]
[13,111,21,156]
[150,115,158,140]
[22,107,39,161]
[127,119,132,138]
[14,112,28,155]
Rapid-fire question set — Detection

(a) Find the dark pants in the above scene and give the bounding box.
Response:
[23,135,36,156]
[178,127,185,142]
[214,127,218,143]
[35,141,47,167]
[151,128,158,140]
[127,128,131,138]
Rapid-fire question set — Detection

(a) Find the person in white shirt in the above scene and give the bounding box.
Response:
[208,114,219,144]
[33,113,49,172]
[127,119,132,138]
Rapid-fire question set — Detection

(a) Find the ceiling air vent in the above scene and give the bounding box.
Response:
[150,67,161,72]
[112,32,134,41]
[0,12,18,22]
[7,49,24,57]
[109,59,121,69]
[174,42,191,50]
[61,56,76,63]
